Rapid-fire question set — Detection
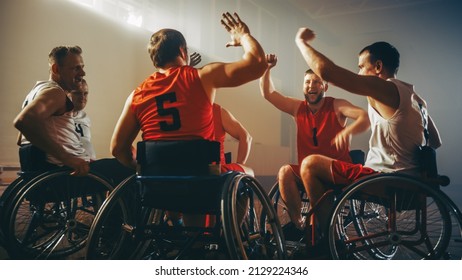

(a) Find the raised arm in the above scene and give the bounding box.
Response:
[13,89,89,176]
[259,54,301,116]
[220,107,252,165]
[332,98,370,151]
[294,27,398,118]
[110,92,140,169]
[198,12,266,94]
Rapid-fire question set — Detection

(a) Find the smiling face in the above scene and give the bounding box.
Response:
[303,72,327,105]
[56,53,86,91]
[69,80,88,111]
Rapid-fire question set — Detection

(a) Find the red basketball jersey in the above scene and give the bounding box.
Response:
[296,97,352,164]
[131,66,214,141]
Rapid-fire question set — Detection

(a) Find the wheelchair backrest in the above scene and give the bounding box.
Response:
[136,140,221,176]
[18,144,58,175]
[418,146,438,179]
[349,149,365,165]
[19,144,46,172]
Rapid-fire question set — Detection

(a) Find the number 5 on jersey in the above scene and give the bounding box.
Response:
[155,92,181,131]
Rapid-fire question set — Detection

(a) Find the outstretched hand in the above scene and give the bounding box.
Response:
[295,27,316,42]
[189,52,202,67]
[220,12,250,47]
[266,54,277,69]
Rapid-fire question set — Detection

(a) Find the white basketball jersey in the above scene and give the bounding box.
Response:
[20,81,89,165]
[365,79,426,175]
[73,110,96,160]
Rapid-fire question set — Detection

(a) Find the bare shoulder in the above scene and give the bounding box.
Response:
[197,62,224,92]
[31,87,69,114]
[41,87,68,102]
[197,62,225,77]
[220,106,237,122]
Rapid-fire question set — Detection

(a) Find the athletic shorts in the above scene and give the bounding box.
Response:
[331,160,377,185]
[221,163,245,173]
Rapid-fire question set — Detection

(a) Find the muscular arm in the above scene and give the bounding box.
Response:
[259,54,301,116]
[13,89,89,175]
[111,93,139,169]
[198,13,266,97]
[295,28,399,119]
[332,98,370,151]
[220,107,252,164]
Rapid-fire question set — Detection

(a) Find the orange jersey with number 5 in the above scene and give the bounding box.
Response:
[131,66,214,141]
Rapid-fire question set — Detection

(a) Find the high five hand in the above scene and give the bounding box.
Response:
[220,12,251,48]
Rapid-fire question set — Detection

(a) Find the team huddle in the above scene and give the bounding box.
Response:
[12,12,442,258]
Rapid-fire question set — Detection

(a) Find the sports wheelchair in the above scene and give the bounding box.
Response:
[268,149,462,259]
[85,140,286,260]
[0,145,114,259]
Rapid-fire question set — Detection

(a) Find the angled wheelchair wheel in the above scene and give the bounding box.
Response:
[329,174,457,260]
[1,171,55,239]
[432,189,462,260]
[5,170,113,259]
[1,176,26,243]
[222,174,286,259]
[85,175,160,260]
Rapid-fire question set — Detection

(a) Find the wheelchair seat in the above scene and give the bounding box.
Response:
[349,149,365,165]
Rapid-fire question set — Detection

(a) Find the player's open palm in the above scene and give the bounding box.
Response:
[221,12,250,47]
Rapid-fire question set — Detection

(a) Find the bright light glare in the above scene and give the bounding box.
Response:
[68,0,144,29]
[126,12,142,27]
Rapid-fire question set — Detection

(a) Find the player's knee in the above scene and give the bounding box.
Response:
[300,154,325,179]
[300,155,316,172]
[278,164,292,180]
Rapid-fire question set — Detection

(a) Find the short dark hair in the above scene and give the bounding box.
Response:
[304,69,326,83]
[305,69,315,75]
[48,46,82,66]
[147,29,187,68]
[359,41,400,75]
